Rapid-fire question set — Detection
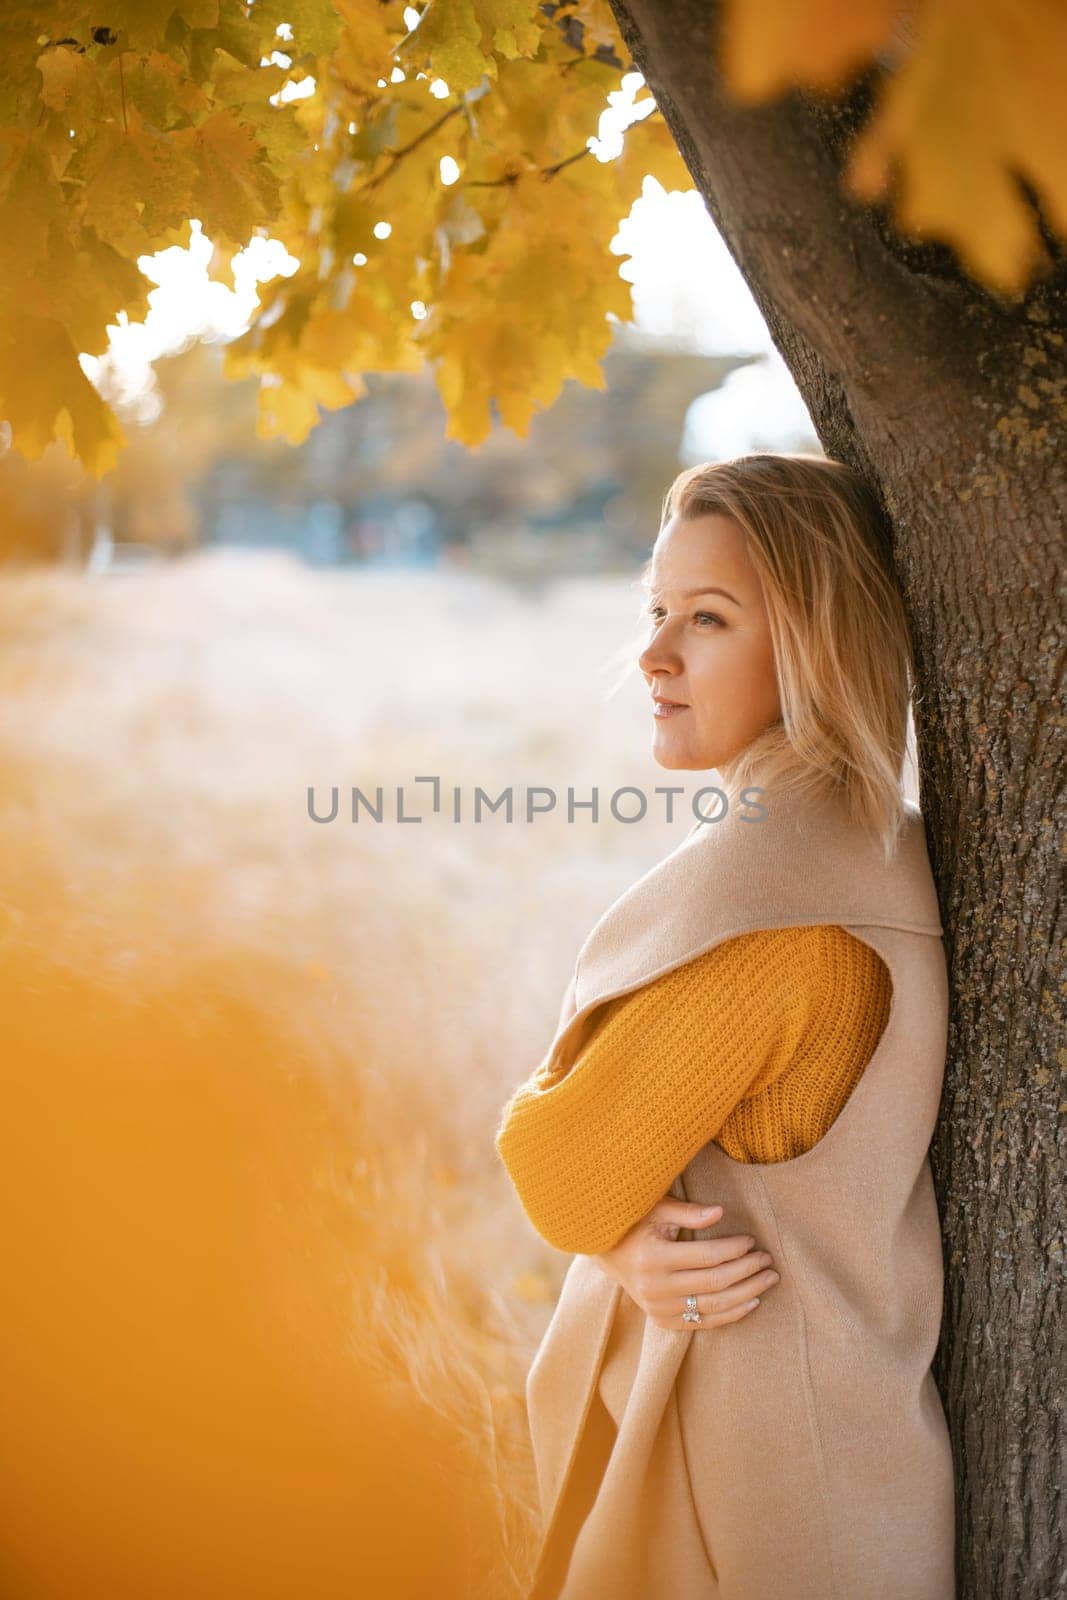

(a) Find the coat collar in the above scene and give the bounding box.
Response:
[536,777,942,1085]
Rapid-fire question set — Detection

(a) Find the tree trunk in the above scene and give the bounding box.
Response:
[604,2,1066,1593]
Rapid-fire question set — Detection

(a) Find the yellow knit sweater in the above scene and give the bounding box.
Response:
[495,924,892,1256]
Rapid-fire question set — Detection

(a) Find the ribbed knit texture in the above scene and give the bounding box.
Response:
[495,924,891,1255]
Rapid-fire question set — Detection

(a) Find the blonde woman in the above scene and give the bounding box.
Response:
[495,454,955,1600]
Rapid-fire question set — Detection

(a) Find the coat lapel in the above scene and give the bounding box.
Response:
[535,786,942,1090]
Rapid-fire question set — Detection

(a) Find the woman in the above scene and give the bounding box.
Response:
[495,454,955,1600]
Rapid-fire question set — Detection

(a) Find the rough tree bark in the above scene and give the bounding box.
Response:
[603,2,1066,1594]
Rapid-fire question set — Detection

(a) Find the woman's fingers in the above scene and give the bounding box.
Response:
[643,1243,782,1328]
[647,1267,781,1330]
[652,1232,760,1272]
[698,1268,778,1317]
[616,1216,783,1330]
[662,1251,777,1302]
[650,1293,764,1331]
[647,1260,780,1320]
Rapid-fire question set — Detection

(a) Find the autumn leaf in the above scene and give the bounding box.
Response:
[397,0,493,94]
[717,0,1067,296]
[844,0,1067,294]
[174,107,283,256]
[36,42,108,132]
[74,107,201,257]
[718,0,900,98]
[0,314,126,475]
[251,0,346,62]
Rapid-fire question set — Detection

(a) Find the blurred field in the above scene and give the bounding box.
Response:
[0,550,710,1599]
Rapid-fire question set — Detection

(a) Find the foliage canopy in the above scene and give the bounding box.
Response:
[0,0,1062,476]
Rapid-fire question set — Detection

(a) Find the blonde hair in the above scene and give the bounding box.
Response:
[636,452,918,861]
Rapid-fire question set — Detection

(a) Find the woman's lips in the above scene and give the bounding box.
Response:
[653,701,688,719]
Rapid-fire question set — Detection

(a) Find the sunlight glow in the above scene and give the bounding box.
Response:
[273,75,316,103]
[79,222,299,424]
[591,72,655,161]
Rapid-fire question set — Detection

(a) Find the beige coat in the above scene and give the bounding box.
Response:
[523,781,956,1600]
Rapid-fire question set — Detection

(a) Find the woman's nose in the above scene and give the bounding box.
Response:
[639,633,676,677]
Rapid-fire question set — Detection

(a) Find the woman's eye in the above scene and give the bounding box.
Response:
[645,607,723,627]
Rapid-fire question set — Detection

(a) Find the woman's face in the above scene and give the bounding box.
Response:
[638,511,782,771]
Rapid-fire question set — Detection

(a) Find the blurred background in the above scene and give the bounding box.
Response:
[0,92,827,1600]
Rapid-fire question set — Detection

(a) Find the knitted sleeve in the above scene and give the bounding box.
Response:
[494,924,890,1256]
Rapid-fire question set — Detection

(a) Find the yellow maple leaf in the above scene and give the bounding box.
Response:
[398,0,491,92]
[472,0,543,61]
[36,42,108,129]
[716,0,1067,295]
[251,0,345,61]
[173,106,281,253]
[436,342,494,446]
[0,130,71,291]
[76,108,201,257]
[333,0,410,95]
[718,0,899,99]
[0,315,126,476]
[256,358,366,445]
[845,0,1067,295]
[50,228,153,355]
[614,105,692,197]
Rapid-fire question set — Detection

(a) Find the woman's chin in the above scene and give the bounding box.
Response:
[651,741,697,771]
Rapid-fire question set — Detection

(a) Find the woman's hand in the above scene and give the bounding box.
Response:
[591,1196,780,1331]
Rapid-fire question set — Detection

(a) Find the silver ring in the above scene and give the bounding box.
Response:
[682,1294,702,1324]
